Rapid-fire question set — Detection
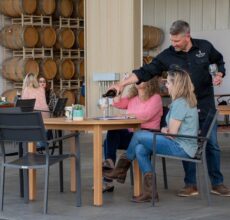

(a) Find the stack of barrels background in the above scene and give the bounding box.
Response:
[142,25,164,67]
[0,0,85,106]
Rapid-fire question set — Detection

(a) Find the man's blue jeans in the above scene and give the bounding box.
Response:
[183,122,224,186]
[126,130,190,174]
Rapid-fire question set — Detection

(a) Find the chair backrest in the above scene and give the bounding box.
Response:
[199,109,217,138]
[0,110,46,142]
[160,106,169,128]
[52,98,68,117]
[194,109,217,159]
[15,99,36,112]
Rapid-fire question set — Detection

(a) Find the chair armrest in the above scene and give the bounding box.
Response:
[153,132,208,141]
[34,109,51,113]
[47,133,77,144]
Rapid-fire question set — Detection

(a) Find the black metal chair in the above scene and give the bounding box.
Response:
[52,97,68,117]
[15,98,36,112]
[0,110,80,214]
[14,99,36,197]
[47,97,68,192]
[151,109,217,206]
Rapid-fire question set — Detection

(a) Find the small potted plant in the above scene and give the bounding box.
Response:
[72,104,84,121]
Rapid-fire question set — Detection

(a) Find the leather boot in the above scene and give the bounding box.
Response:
[132,173,159,203]
[103,153,131,183]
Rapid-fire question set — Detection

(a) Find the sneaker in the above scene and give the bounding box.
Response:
[91,182,115,193]
[211,184,230,196]
[102,159,115,172]
[103,182,114,193]
[177,186,199,197]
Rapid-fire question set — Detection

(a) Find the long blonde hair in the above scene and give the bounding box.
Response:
[22,73,39,90]
[167,68,197,107]
[127,77,160,101]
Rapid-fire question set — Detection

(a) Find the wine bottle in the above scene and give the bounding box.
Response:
[102,89,118,98]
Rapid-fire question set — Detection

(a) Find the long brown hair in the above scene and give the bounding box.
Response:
[127,77,160,101]
[167,68,197,107]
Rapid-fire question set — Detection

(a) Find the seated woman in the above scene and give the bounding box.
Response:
[22,73,50,150]
[104,68,199,202]
[22,73,50,118]
[38,75,57,112]
[103,77,163,192]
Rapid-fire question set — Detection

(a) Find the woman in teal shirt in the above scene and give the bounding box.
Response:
[104,68,199,202]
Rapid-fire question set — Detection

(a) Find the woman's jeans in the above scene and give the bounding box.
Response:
[126,130,190,174]
[104,129,133,164]
[183,122,223,186]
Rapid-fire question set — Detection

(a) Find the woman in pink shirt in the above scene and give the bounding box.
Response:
[103,77,163,192]
[22,73,49,119]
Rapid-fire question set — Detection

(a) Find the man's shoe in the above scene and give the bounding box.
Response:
[211,184,230,197]
[177,186,199,197]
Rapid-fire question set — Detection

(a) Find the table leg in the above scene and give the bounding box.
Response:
[28,142,36,200]
[133,125,142,197]
[70,135,76,192]
[93,125,103,206]
[133,160,142,197]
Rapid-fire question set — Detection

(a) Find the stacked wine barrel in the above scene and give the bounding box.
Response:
[0,0,85,106]
[143,25,164,50]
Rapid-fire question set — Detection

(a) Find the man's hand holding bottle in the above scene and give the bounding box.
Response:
[103,73,139,98]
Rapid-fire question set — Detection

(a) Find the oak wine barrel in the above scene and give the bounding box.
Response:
[0,25,38,49]
[1,89,21,103]
[36,27,56,48]
[55,28,75,49]
[55,59,75,80]
[2,57,39,82]
[143,25,164,50]
[73,60,84,78]
[35,0,56,15]
[75,30,84,49]
[57,90,76,106]
[143,56,153,65]
[38,58,57,80]
[0,0,37,17]
[74,0,84,18]
[54,0,73,18]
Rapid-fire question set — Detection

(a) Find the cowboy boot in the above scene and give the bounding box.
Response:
[103,153,131,183]
[132,173,159,203]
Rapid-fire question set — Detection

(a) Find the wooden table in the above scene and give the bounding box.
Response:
[29,117,142,206]
[217,105,230,133]
[217,105,230,115]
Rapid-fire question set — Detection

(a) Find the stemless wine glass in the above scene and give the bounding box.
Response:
[209,64,218,77]
[97,97,109,118]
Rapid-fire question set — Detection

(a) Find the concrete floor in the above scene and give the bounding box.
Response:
[0,132,230,220]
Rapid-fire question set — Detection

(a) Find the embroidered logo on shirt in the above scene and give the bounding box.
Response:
[196,50,206,58]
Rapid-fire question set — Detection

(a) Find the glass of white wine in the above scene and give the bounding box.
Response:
[209,64,218,77]
[97,97,109,118]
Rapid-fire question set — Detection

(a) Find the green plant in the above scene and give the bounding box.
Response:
[73,104,83,110]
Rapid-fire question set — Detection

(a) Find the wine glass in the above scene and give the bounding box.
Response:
[209,64,218,77]
[97,97,109,118]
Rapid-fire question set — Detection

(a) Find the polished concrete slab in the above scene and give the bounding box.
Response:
[0,132,230,220]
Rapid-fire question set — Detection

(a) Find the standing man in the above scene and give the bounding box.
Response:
[110,20,230,197]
